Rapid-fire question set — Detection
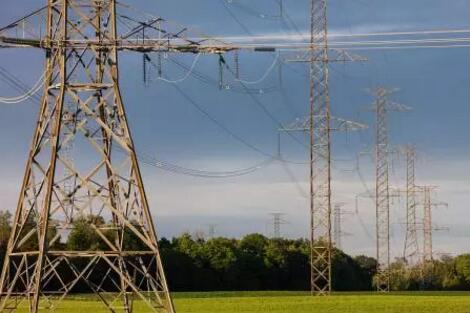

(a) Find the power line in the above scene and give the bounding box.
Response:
[221,58,310,151]
[171,82,307,165]
[165,55,279,95]
[137,150,275,178]
[219,0,254,36]
[0,66,43,104]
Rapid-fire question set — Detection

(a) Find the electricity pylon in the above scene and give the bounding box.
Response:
[416,186,448,288]
[423,187,434,263]
[403,146,420,266]
[269,213,288,238]
[281,112,366,296]
[278,4,363,293]
[281,114,366,295]
[0,2,179,312]
[333,203,353,250]
[0,1,295,311]
[206,224,218,239]
[309,1,331,289]
[368,87,410,292]
[279,0,366,295]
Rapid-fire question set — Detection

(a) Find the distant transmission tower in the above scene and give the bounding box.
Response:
[207,224,218,239]
[369,88,410,292]
[281,111,366,295]
[422,187,434,263]
[269,213,287,238]
[333,203,352,250]
[403,146,420,266]
[333,204,343,249]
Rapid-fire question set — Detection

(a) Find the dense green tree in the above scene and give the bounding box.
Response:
[239,233,268,257]
[0,211,11,245]
[0,211,11,265]
[455,254,470,283]
[202,238,237,271]
[1,210,470,293]
[389,258,411,291]
[67,216,103,251]
[354,255,377,290]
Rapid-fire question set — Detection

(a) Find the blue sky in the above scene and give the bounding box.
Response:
[1,0,470,258]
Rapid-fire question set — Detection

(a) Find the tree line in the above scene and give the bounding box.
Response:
[0,211,470,291]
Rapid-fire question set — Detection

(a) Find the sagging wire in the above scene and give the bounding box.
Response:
[136,149,275,178]
[169,81,307,165]
[234,52,280,85]
[0,66,44,104]
[153,54,278,94]
[150,53,202,84]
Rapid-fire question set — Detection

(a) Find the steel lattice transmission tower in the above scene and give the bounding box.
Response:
[333,203,351,250]
[422,187,434,263]
[282,1,363,293]
[333,204,343,250]
[0,1,176,312]
[307,0,366,295]
[0,0,254,311]
[369,88,410,292]
[418,186,447,287]
[308,0,332,295]
[332,203,354,251]
[420,186,437,288]
[269,213,288,238]
[281,110,365,296]
[421,186,434,288]
[404,185,447,289]
[403,146,420,266]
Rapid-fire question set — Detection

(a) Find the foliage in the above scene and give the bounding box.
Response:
[0,210,469,293]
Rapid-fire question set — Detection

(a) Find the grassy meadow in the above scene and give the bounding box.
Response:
[14,291,470,312]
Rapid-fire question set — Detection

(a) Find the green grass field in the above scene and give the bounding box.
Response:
[13,291,470,312]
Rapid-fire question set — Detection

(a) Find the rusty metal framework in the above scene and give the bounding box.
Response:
[0,0,237,311]
[403,146,420,266]
[369,88,410,292]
